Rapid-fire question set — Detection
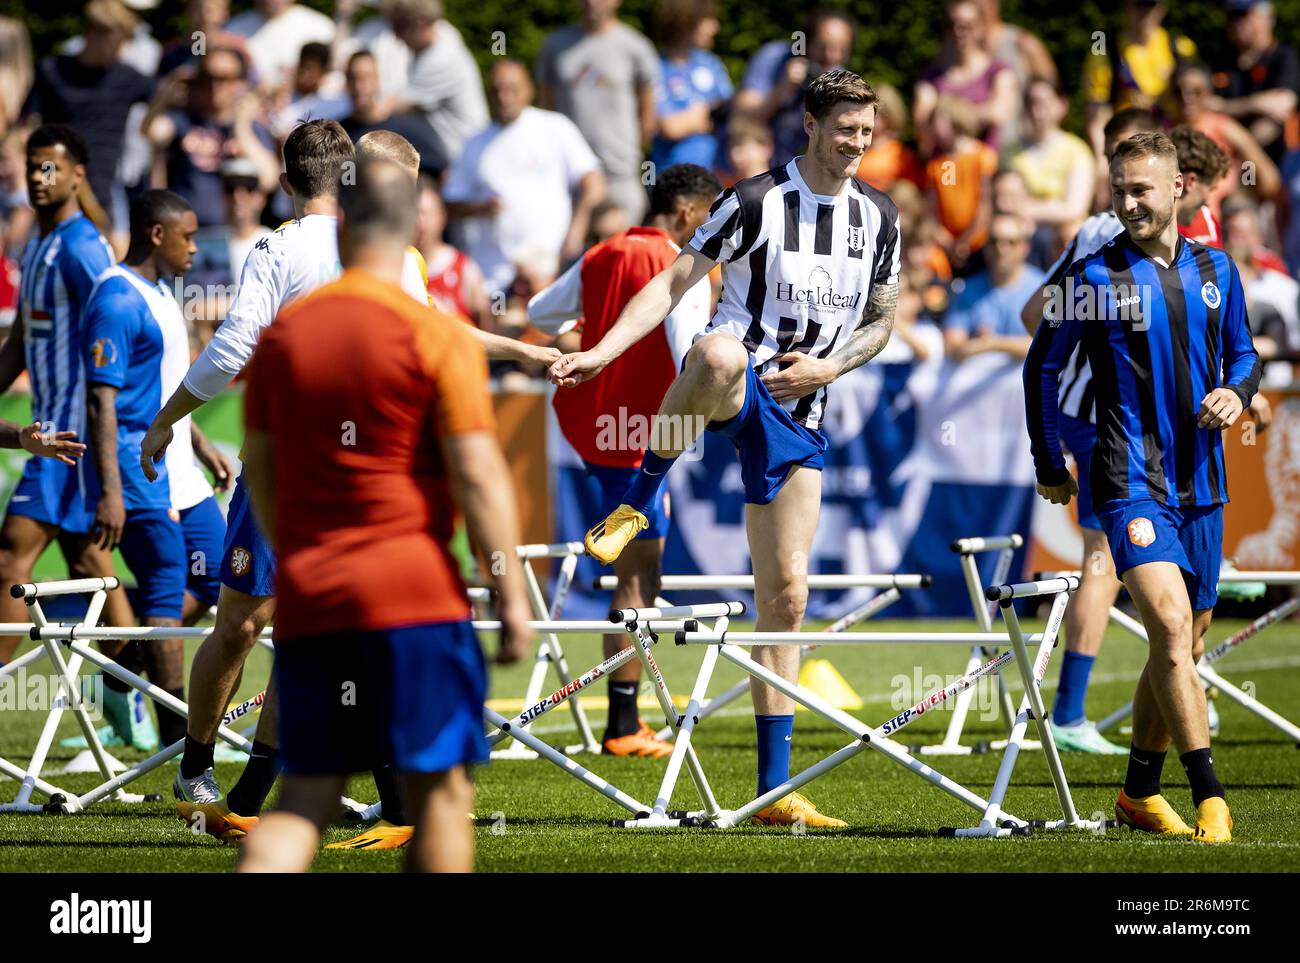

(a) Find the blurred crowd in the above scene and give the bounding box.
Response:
[1,0,1299,387]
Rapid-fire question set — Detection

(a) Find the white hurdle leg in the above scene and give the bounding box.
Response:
[1197,663,1300,744]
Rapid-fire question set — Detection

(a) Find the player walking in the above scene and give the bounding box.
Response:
[235,157,531,872]
[551,70,900,827]
[1025,131,1260,843]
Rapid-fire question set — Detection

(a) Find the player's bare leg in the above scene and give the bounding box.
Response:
[141,618,185,749]
[0,514,58,663]
[601,537,671,755]
[1051,528,1126,753]
[60,532,135,655]
[401,767,475,873]
[586,333,746,563]
[237,774,348,873]
[745,465,844,828]
[1117,562,1229,840]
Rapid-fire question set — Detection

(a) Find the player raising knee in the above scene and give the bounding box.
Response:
[1025,131,1260,843]
[529,163,719,757]
[235,156,531,873]
[551,70,900,827]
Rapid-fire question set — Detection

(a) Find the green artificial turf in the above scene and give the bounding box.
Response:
[1,616,1297,872]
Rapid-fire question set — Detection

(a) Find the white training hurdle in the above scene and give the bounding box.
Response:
[617,572,1105,835]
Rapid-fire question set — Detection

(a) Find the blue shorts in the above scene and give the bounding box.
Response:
[220,474,276,598]
[6,456,98,534]
[584,461,669,539]
[1097,498,1223,611]
[707,357,828,505]
[276,620,488,776]
[118,508,186,620]
[1058,413,1099,530]
[180,496,225,609]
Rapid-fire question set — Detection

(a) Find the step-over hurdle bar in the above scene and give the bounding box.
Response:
[1084,570,1300,746]
[491,541,600,760]
[482,601,745,823]
[1,577,495,815]
[591,573,931,740]
[942,575,1107,837]
[911,534,1041,756]
[633,606,1092,833]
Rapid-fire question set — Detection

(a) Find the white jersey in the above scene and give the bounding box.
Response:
[1043,210,1123,424]
[689,159,901,429]
[183,214,429,401]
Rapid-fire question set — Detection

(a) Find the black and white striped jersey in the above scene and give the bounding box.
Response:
[1043,210,1124,424]
[687,158,901,430]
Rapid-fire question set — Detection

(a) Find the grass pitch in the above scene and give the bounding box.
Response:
[1,615,1297,872]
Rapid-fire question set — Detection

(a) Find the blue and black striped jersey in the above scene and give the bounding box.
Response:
[1024,233,1261,509]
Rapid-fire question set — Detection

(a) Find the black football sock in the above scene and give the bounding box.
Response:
[103,643,141,692]
[1180,748,1226,806]
[180,735,215,779]
[373,765,408,825]
[604,681,640,741]
[1123,746,1166,799]
[225,740,281,816]
[155,686,187,747]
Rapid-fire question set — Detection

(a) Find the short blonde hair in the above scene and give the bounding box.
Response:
[84,0,138,36]
[356,130,420,176]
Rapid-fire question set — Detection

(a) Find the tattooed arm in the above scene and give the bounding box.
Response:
[760,282,899,403]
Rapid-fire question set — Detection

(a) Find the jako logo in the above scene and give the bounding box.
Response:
[49,894,151,943]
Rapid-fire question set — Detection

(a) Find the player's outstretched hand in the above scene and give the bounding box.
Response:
[526,343,563,369]
[549,350,607,388]
[1197,388,1245,430]
[760,352,837,403]
[19,423,85,466]
[139,422,174,482]
[1037,476,1078,506]
[497,598,535,665]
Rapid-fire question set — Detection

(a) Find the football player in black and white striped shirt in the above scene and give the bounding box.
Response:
[551,69,900,828]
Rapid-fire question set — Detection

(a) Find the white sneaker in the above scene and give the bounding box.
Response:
[173,766,221,804]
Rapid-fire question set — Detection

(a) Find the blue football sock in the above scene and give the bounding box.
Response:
[621,450,677,516]
[755,714,794,797]
[1052,650,1095,726]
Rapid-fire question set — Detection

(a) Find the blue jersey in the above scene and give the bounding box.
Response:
[18,210,114,438]
[83,265,207,511]
[650,49,733,171]
[1025,233,1262,508]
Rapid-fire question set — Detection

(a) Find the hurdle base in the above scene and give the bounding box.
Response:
[943,824,1032,838]
[490,746,540,761]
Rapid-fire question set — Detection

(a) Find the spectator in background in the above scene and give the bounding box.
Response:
[973,0,1058,88]
[650,0,732,174]
[416,174,489,328]
[271,42,350,139]
[340,50,447,178]
[160,0,254,80]
[225,0,336,95]
[914,0,1018,155]
[1224,195,1299,385]
[991,168,1056,269]
[142,47,279,227]
[895,179,952,284]
[587,199,630,247]
[855,83,922,192]
[942,212,1041,362]
[444,58,605,297]
[1176,63,1281,208]
[331,0,411,99]
[1281,149,1300,274]
[1210,0,1299,165]
[722,116,774,185]
[1004,78,1095,234]
[1171,124,1231,246]
[0,18,33,138]
[538,0,660,223]
[22,0,156,250]
[731,8,854,167]
[387,0,489,166]
[1082,0,1197,157]
[925,94,996,275]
